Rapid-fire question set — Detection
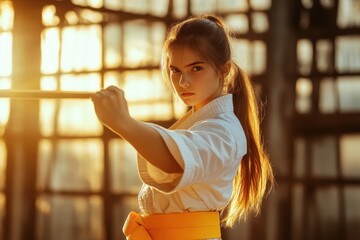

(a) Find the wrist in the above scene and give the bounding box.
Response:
[112,116,137,136]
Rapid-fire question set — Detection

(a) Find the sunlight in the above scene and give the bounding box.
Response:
[79,9,103,23]
[341,134,360,177]
[104,23,122,68]
[0,78,11,136]
[72,0,103,9]
[104,71,122,88]
[58,74,102,135]
[36,197,51,215]
[61,25,102,72]
[124,20,151,67]
[39,77,58,136]
[39,74,102,136]
[41,76,57,90]
[337,77,360,112]
[0,32,12,76]
[122,70,170,101]
[60,73,100,91]
[232,39,250,69]
[252,40,267,74]
[130,103,173,121]
[226,14,249,33]
[65,11,79,25]
[42,5,60,26]
[41,28,60,74]
[121,70,175,120]
[0,1,14,31]
[250,0,272,10]
[296,78,313,98]
[297,39,313,75]
[37,139,104,191]
[296,78,313,113]
[40,99,56,136]
[109,139,141,193]
[36,6,179,136]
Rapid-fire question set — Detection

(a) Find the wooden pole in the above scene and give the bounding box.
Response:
[0,89,93,99]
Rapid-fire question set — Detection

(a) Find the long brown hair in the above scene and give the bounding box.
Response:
[161,14,274,227]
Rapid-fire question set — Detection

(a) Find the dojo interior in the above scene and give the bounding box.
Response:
[0,0,360,239]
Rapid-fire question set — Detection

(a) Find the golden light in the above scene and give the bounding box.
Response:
[296,78,313,113]
[104,23,122,68]
[250,0,272,10]
[36,197,51,215]
[39,99,56,136]
[37,139,104,191]
[122,70,174,121]
[39,7,179,125]
[0,32,12,76]
[232,39,250,69]
[40,76,57,90]
[341,135,360,177]
[73,0,103,9]
[65,11,79,25]
[296,78,313,97]
[297,39,313,75]
[109,139,141,193]
[0,2,13,136]
[0,79,11,135]
[79,9,103,23]
[59,74,101,136]
[124,20,151,67]
[60,25,102,72]
[42,5,60,26]
[104,71,122,88]
[41,28,60,74]
[0,1,14,31]
[39,77,57,136]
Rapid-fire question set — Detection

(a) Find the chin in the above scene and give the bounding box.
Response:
[185,99,199,107]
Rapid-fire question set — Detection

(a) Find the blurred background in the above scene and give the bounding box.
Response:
[0,0,359,239]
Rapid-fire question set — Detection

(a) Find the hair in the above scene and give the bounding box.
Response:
[161,14,274,228]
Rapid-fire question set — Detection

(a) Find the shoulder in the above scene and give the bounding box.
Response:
[192,112,242,133]
[191,112,247,153]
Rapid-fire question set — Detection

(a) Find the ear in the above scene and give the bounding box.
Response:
[221,61,231,78]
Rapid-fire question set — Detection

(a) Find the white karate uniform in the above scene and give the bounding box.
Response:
[137,94,247,216]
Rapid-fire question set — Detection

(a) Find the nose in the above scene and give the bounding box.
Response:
[179,74,190,88]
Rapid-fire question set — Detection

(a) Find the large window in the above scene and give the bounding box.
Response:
[37,1,182,239]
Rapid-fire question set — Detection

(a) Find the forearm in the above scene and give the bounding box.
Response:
[112,118,183,174]
[90,86,182,173]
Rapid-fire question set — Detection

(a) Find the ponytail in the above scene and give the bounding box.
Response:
[222,62,274,227]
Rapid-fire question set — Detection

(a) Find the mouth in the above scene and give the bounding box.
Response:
[181,92,195,97]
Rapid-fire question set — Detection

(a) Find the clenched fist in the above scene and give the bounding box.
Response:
[91,85,131,133]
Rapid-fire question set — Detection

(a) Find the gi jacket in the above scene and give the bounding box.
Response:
[137,94,247,214]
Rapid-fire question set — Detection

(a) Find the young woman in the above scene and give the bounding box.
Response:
[91,14,274,240]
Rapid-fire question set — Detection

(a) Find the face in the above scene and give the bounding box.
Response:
[168,45,223,111]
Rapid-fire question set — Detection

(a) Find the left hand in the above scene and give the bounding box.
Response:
[91,85,131,133]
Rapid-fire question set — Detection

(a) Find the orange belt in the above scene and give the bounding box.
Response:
[122,211,221,240]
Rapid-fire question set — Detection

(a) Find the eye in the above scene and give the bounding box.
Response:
[170,67,180,73]
[192,66,203,72]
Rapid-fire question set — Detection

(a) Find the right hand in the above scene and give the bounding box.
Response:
[91,85,131,133]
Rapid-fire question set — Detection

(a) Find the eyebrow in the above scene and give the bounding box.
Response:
[170,61,205,68]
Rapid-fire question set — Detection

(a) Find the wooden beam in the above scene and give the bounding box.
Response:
[0,89,93,99]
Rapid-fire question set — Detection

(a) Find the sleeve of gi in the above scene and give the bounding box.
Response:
[137,119,245,193]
